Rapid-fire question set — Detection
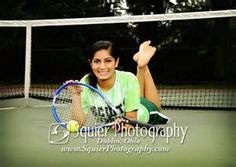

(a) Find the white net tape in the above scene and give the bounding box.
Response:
[0,10,236,27]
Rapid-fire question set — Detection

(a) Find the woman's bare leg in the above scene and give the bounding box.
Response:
[134,41,162,110]
[136,65,161,109]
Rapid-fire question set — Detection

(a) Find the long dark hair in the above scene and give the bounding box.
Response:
[87,40,120,88]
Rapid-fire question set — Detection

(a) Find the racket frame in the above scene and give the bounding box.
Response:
[52,81,164,133]
[52,81,121,130]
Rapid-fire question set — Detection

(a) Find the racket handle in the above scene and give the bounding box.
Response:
[125,119,164,135]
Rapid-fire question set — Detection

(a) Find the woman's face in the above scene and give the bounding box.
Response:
[90,49,119,81]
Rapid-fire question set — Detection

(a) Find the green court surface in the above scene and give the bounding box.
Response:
[0,98,235,167]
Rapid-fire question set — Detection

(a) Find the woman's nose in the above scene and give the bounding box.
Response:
[98,61,106,69]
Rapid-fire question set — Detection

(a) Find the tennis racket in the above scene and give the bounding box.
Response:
[51,81,163,133]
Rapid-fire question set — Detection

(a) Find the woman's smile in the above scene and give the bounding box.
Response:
[91,49,119,81]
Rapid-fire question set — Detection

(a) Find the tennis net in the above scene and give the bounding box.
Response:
[0,10,236,110]
[0,84,235,110]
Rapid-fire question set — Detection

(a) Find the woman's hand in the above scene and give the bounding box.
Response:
[112,110,137,132]
[65,80,83,95]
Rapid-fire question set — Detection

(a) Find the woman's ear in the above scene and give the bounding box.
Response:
[115,58,119,68]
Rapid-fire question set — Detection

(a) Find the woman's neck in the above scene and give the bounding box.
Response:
[97,72,116,92]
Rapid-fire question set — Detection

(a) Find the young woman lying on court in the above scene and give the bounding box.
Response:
[68,40,169,129]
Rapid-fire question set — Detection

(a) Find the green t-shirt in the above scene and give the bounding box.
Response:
[80,70,150,123]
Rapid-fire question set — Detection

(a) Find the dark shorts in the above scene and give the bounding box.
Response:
[140,97,169,125]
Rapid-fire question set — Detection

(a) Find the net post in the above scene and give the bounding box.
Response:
[24,23,32,99]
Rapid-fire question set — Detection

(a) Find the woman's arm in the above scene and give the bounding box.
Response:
[125,110,137,120]
[66,80,87,126]
[123,110,138,129]
[71,91,87,126]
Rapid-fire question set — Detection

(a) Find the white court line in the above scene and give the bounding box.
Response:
[33,105,52,108]
[0,105,52,110]
[0,107,16,111]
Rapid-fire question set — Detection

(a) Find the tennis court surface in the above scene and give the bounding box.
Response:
[0,98,235,167]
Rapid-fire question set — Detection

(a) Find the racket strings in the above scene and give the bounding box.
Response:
[55,85,105,129]
[56,87,73,123]
[55,84,121,130]
[82,92,111,128]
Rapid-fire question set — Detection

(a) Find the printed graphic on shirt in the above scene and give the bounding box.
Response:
[81,88,124,122]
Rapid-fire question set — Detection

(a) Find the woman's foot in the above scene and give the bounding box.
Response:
[133,52,140,63]
[133,40,156,68]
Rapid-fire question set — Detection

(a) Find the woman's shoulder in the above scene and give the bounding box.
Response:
[116,70,138,83]
[80,74,89,83]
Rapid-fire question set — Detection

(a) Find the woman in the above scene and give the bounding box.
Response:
[78,40,169,126]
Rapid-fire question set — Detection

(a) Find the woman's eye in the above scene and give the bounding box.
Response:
[105,59,112,63]
[92,59,113,64]
[93,60,100,64]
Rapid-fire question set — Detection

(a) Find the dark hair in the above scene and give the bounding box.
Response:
[87,40,120,87]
